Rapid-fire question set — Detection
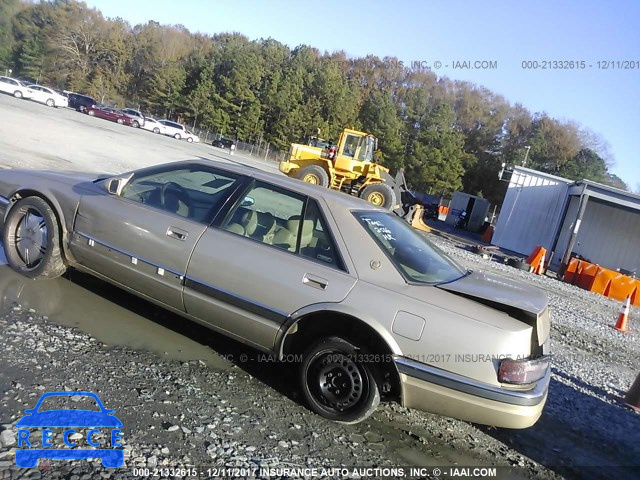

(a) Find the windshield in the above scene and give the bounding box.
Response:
[354,211,467,284]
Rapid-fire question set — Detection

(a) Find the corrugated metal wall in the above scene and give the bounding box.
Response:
[493,170,569,255]
[571,199,640,272]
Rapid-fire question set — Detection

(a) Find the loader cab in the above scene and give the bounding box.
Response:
[334,129,376,172]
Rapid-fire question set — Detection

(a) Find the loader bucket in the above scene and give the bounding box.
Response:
[406,205,432,232]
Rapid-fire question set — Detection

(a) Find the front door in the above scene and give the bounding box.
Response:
[69,164,242,310]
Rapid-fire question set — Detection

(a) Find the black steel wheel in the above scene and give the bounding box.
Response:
[3,197,66,279]
[300,336,380,424]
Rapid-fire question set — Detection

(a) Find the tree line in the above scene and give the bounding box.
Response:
[0,0,629,204]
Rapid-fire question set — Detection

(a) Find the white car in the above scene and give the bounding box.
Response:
[121,108,145,128]
[0,76,35,99]
[157,119,199,142]
[26,84,68,108]
[141,117,165,134]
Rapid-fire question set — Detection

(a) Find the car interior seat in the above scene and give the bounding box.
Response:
[273,215,314,251]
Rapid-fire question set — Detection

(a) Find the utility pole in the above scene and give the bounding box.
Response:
[522,145,531,166]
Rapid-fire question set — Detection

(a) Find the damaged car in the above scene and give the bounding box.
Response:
[0,160,550,427]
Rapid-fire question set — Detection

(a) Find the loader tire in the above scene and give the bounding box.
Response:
[360,183,396,209]
[297,165,329,187]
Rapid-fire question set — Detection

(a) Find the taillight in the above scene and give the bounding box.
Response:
[498,356,550,385]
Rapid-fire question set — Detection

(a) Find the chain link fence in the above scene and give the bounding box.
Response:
[188,126,287,164]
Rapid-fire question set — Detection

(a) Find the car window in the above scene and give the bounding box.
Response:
[354,211,467,284]
[121,166,241,223]
[221,181,306,252]
[299,199,344,269]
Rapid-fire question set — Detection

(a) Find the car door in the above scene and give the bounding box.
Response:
[183,180,357,350]
[69,164,243,310]
[28,86,42,102]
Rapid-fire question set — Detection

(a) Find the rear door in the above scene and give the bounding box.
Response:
[70,164,243,310]
[184,180,357,350]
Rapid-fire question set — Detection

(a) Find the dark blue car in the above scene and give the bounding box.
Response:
[15,391,123,468]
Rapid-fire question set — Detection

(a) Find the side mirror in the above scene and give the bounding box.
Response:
[106,178,122,195]
[241,196,255,208]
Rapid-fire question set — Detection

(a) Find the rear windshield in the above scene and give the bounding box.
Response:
[354,211,467,285]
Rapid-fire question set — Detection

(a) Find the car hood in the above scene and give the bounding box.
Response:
[437,270,548,315]
[16,410,123,427]
[22,170,108,185]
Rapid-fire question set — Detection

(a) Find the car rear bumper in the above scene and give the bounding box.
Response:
[395,356,550,429]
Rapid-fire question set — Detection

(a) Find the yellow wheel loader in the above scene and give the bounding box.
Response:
[279,128,408,210]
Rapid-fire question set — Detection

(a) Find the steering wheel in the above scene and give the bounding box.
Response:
[160,182,193,217]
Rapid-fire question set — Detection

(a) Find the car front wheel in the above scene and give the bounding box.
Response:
[3,197,66,279]
[300,336,380,424]
[187,137,193,143]
[131,120,139,128]
[153,127,160,134]
[174,133,181,140]
[13,90,23,99]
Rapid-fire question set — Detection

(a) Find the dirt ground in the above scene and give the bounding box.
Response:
[0,94,638,480]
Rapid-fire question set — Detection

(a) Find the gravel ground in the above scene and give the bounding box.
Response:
[0,94,639,479]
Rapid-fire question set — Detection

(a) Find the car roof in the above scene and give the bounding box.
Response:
[145,159,386,213]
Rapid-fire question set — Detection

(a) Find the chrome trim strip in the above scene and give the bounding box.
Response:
[394,356,550,407]
[75,231,183,277]
[184,276,288,324]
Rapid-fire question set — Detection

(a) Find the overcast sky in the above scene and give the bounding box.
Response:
[85,0,640,189]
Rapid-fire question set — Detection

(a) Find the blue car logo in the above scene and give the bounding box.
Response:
[15,391,123,468]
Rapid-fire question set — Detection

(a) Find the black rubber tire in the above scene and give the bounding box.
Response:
[131,120,139,128]
[297,165,329,187]
[300,336,380,424]
[13,90,23,99]
[174,133,181,140]
[187,137,193,143]
[46,98,55,107]
[507,257,532,272]
[153,127,160,134]
[360,183,397,210]
[3,197,66,279]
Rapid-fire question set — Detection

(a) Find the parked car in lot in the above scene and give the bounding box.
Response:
[183,130,200,143]
[67,93,97,112]
[86,106,132,126]
[25,84,68,108]
[212,138,236,150]
[141,117,165,134]
[121,108,145,128]
[0,76,35,99]
[157,119,194,141]
[0,160,551,428]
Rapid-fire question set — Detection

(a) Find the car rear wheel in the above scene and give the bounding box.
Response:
[13,90,23,99]
[297,165,329,187]
[87,110,95,116]
[46,98,55,107]
[3,197,66,279]
[300,336,380,424]
[174,133,181,140]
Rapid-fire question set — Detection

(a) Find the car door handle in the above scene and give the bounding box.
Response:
[166,226,189,241]
[303,273,328,290]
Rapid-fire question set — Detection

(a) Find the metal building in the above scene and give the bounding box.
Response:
[492,166,640,273]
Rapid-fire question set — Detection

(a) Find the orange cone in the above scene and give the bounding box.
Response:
[624,372,640,413]
[611,295,631,333]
